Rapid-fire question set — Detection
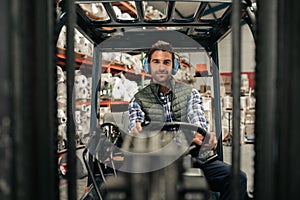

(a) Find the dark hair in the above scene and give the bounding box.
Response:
[147,40,175,63]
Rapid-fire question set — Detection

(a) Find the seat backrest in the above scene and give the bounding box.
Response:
[103,111,129,133]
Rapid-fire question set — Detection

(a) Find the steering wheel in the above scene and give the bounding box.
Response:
[158,121,207,136]
[140,121,218,164]
[120,122,207,156]
[141,121,206,139]
[87,121,217,173]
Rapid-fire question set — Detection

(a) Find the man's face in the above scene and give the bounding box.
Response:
[149,50,173,86]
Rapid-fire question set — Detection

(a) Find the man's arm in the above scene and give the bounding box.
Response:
[187,88,208,131]
[128,97,145,134]
[187,89,217,149]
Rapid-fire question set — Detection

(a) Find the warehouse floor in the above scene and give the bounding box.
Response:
[59,143,255,199]
[223,143,255,195]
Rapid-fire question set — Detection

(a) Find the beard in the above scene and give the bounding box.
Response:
[152,71,172,86]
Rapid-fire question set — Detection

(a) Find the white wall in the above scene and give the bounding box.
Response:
[218,25,256,73]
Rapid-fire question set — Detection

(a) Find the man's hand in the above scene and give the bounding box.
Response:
[130,122,143,135]
[192,132,204,146]
[192,132,218,150]
[207,132,218,150]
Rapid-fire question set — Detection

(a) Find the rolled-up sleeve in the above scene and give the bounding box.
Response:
[187,89,208,131]
[128,97,145,131]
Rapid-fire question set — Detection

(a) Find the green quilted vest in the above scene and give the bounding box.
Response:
[134,78,192,123]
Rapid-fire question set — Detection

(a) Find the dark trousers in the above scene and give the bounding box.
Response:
[199,160,248,200]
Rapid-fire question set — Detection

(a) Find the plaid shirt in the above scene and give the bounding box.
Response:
[128,88,208,131]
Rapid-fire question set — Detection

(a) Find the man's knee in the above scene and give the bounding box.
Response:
[240,170,247,186]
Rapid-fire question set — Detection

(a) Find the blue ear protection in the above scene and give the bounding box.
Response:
[143,57,179,75]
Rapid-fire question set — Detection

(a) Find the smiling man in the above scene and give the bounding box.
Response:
[128,40,249,200]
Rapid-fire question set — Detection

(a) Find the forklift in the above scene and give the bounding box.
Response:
[55,1,256,199]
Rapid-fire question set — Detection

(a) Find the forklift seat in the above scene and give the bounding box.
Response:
[103,111,130,135]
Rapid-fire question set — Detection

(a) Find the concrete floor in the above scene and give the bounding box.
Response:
[223,143,255,194]
[60,143,255,199]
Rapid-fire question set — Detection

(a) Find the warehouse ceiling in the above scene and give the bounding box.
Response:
[57,0,256,51]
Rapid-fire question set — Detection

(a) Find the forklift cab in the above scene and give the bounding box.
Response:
[55,0,256,199]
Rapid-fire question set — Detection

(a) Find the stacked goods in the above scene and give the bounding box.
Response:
[56,66,93,150]
[221,91,256,144]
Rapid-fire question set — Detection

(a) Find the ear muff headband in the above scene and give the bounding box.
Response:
[143,58,179,75]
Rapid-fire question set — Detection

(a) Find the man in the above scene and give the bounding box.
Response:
[128,40,248,200]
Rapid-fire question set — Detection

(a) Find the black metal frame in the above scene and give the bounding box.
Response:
[55,1,256,200]
[4,0,300,199]
[57,0,255,51]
